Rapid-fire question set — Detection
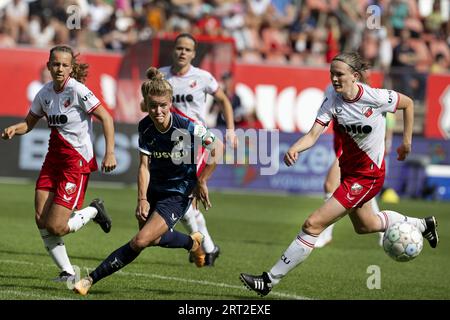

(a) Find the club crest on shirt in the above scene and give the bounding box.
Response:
[363,107,373,118]
[64,98,71,108]
[350,182,363,195]
[65,182,77,195]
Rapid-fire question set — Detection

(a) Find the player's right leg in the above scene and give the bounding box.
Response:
[74,204,203,295]
[36,190,76,280]
[74,211,167,295]
[241,198,347,297]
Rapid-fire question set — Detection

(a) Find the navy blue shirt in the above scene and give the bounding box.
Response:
[138,113,202,196]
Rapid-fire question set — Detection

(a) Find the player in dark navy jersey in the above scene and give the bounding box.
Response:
[73,67,222,296]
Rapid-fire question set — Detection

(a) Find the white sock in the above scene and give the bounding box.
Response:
[195,210,215,253]
[268,231,317,285]
[181,204,199,233]
[376,210,426,233]
[371,198,384,244]
[68,206,97,232]
[315,224,334,248]
[39,228,75,275]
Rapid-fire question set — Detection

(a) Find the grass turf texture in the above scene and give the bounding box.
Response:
[0,182,448,300]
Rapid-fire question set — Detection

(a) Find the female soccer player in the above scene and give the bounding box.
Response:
[159,33,237,267]
[240,52,439,297]
[73,67,223,295]
[1,45,117,281]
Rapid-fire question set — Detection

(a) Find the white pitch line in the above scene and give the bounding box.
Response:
[0,259,311,300]
[117,270,311,300]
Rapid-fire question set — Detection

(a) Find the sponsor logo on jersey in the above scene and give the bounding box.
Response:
[47,114,68,126]
[173,94,194,103]
[65,182,77,195]
[82,92,94,101]
[387,90,394,104]
[44,99,51,105]
[350,182,363,195]
[335,107,342,114]
[338,123,372,134]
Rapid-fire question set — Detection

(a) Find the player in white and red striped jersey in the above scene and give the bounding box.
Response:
[240,52,439,297]
[2,45,117,282]
[158,33,237,266]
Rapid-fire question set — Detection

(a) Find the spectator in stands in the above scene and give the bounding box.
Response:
[431,52,450,73]
[391,28,427,102]
[4,0,29,43]
[27,65,52,102]
[390,0,409,37]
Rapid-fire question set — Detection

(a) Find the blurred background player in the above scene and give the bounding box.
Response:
[73,67,223,295]
[159,33,237,266]
[1,45,116,281]
[240,52,439,297]
[27,65,51,103]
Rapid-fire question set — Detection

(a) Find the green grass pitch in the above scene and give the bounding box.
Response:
[0,182,448,300]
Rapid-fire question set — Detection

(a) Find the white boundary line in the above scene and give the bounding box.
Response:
[0,259,311,300]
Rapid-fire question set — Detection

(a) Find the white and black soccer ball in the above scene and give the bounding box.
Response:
[383,220,423,262]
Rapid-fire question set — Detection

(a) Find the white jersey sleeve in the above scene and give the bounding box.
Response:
[203,70,219,95]
[30,86,47,118]
[315,85,336,126]
[365,87,399,114]
[75,82,101,113]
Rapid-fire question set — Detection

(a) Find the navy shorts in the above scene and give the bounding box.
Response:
[150,193,192,229]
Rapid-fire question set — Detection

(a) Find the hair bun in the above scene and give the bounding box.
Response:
[146,67,163,80]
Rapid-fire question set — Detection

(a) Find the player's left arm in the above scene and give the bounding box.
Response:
[394,93,414,161]
[213,88,237,148]
[92,105,117,172]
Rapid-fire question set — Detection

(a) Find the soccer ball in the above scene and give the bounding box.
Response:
[383,220,423,262]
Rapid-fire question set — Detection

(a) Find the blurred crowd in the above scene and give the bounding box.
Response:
[0,0,449,91]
